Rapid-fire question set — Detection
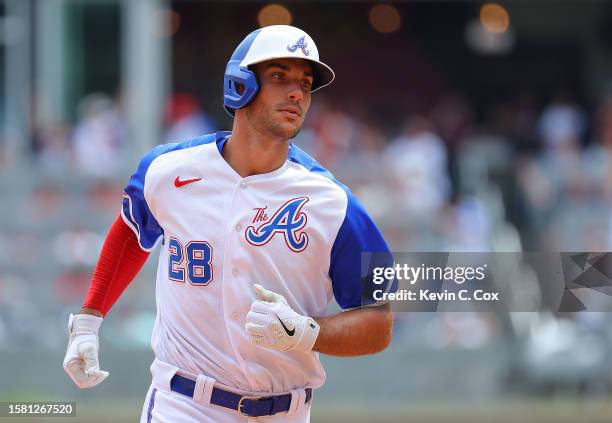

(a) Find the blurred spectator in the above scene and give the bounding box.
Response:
[439,195,492,251]
[511,92,540,149]
[585,93,612,249]
[383,116,451,218]
[164,93,216,143]
[537,92,586,152]
[350,120,387,165]
[586,94,612,200]
[30,90,72,173]
[33,124,72,174]
[315,110,354,165]
[430,93,475,196]
[430,93,475,148]
[516,92,595,249]
[484,92,540,152]
[72,93,127,179]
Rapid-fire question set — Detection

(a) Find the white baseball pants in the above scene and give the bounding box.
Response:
[140,359,312,422]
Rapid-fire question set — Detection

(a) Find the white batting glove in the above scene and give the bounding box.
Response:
[63,313,109,388]
[246,284,320,353]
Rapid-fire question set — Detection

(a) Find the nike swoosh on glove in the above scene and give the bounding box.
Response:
[245,284,320,353]
[63,313,109,388]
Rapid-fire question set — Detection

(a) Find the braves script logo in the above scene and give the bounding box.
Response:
[245,197,309,252]
[286,36,310,56]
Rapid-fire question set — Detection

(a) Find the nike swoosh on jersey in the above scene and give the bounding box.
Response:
[275,314,295,336]
[174,177,202,187]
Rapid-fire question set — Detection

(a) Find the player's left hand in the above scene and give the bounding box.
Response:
[246,284,320,353]
[63,313,109,388]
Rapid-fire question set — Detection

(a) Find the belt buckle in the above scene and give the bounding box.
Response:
[238,395,263,417]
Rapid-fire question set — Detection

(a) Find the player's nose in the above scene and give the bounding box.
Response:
[286,81,304,103]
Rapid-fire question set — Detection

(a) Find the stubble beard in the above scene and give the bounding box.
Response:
[247,105,303,141]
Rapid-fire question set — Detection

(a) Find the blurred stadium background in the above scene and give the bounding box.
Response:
[1,0,612,422]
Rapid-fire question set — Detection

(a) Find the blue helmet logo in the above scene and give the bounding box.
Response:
[286,36,310,56]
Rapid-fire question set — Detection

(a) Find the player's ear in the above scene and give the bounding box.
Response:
[236,83,245,95]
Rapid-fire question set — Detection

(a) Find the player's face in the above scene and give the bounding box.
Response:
[246,58,313,140]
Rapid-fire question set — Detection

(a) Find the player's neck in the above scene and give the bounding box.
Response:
[222,125,289,178]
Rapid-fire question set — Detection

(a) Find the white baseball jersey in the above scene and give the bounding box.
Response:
[121,131,392,394]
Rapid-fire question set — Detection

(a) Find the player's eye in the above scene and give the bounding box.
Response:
[271,72,284,80]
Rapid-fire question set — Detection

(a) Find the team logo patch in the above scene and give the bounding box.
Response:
[286,36,310,56]
[245,197,309,252]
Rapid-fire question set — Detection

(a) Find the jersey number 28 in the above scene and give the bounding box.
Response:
[168,237,213,285]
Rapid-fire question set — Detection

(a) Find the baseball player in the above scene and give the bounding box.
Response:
[63,25,395,422]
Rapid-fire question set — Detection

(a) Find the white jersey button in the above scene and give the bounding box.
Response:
[232,268,239,277]
[235,223,242,231]
[240,181,247,189]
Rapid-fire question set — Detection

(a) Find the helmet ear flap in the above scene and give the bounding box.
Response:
[223,61,260,117]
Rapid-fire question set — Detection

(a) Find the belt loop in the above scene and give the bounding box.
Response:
[288,389,305,416]
[151,358,179,393]
[193,374,216,407]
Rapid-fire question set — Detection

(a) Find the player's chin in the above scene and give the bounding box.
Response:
[275,120,303,139]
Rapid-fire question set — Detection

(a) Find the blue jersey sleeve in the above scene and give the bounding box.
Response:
[329,192,396,310]
[121,145,167,251]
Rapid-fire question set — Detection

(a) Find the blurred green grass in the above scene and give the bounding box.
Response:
[1,399,612,422]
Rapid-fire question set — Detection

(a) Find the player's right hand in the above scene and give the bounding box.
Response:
[63,313,109,389]
[246,284,320,353]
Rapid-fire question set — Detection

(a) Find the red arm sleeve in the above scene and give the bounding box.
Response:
[82,215,150,316]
